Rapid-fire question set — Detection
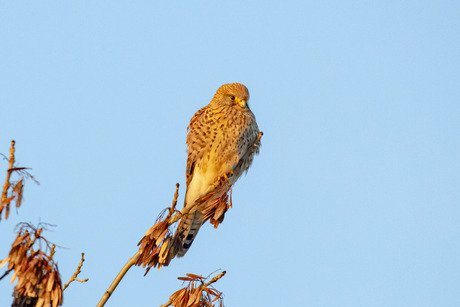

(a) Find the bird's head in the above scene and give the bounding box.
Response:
[211,83,250,110]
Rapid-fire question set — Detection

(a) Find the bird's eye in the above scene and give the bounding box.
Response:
[230,96,235,101]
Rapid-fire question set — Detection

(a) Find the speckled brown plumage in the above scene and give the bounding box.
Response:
[173,83,260,257]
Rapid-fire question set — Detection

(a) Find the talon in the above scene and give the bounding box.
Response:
[218,171,233,182]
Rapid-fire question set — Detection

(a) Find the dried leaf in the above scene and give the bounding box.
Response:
[46,272,55,292]
[187,288,200,306]
[186,273,205,280]
[193,289,202,305]
[210,293,221,303]
[36,297,44,307]
[178,277,196,281]
[158,236,171,268]
[13,179,24,208]
[156,228,169,246]
[181,290,189,307]
[213,202,226,220]
[171,289,186,305]
[204,288,219,297]
[10,270,18,284]
[1,195,15,207]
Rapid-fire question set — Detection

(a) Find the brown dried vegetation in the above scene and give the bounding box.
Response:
[0,224,62,307]
[1,141,88,306]
[161,271,226,307]
[1,140,39,221]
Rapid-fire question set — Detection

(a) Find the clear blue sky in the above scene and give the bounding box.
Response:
[1,1,459,306]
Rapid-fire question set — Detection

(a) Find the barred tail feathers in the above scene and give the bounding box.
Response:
[173,210,203,258]
[173,168,219,257]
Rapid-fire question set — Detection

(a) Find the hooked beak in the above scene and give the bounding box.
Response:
[236,98,246,108]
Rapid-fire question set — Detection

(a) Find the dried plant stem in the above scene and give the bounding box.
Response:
[96,251,141,307]
[170,183,179,214]
[204,270,226,288]
[1,140,15,205]
[62,253,88,291]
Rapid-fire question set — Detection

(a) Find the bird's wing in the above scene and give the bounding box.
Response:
[185,106,209,188]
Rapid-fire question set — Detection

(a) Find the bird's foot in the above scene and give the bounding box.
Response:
[217,171,233,183]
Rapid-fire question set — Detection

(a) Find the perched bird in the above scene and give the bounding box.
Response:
[172,83,261,257]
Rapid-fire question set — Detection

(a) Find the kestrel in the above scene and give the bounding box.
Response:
[172,83,261,257]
